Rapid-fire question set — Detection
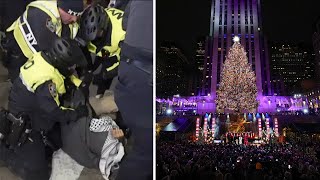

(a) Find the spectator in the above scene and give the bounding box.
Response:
[157,140,320,180]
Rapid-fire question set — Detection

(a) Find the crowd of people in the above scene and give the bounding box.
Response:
[157,140,320,180]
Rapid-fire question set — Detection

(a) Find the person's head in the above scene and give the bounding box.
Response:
[79,4,109,42]
[46,38,87,76]
[57,0,84,24]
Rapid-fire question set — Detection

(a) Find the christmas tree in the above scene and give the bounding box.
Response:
[216,37,258,113]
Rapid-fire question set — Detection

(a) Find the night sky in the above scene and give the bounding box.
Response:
[157,0,320,61]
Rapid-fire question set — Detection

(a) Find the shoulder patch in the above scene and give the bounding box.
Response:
[46,18,56,33]
[48,83,57,98]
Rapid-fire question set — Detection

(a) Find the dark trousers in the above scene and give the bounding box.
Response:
[0,131,50,180]
[6,52,26,83]
[93,74,113,95]
[114,60,153,180]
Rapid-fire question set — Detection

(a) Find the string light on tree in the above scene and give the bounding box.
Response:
[216,36,258,113]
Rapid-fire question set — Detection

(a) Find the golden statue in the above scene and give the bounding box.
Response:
[228,118,250,133]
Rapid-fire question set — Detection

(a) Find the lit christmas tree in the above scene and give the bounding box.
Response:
[216,37,258,113]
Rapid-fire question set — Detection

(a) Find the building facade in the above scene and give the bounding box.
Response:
[270,76,286,96]
[195,38,206,95]
[312,17,320,87]
[270,44,315,95]
[156,43,190,98]
[202,0,271,100]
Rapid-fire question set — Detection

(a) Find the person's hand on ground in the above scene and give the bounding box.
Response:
[112,128,124,139]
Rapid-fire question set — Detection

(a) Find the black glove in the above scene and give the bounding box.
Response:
[102,65,118,80]
[79,85,89,99]
[79,72,93,98]
[75,105,89,119]
[81,72,93,87]
[99,56,118,80]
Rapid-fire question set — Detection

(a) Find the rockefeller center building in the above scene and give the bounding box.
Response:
[201,0,271,99]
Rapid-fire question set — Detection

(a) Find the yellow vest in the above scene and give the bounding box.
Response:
[88,8,126,62]
[6,0,79,59]
[20,52,66,106]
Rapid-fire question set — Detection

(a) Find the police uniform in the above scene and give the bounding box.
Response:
[3,0,82,82]
[86,7,126,95]
[2,51,84,180]
[114,1,153,179]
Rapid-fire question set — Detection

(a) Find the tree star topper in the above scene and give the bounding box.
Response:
[233,36,240,42]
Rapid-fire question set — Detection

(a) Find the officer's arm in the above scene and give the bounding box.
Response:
[104,55,119,72]
[35,81,78,123]
[26,7,61,52]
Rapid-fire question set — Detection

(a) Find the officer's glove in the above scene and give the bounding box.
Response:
[75,105,89,119]
[101,56,119,80]
[79,72,93,98]
[64,78,77,96]
[79,85,89,100]
[81,71,93,85]
[103,65,118,80]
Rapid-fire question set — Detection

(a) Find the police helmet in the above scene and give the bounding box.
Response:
[80,4,109,41]
[47,38,87,75]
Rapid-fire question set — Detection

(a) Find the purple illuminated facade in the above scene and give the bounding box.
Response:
[201,0,271,106]
[156,95,309,115]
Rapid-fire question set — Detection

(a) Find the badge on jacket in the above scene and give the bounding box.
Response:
[48,83,57,98]
[46,19,56,33]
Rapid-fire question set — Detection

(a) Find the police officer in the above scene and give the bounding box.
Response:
[79,4,126,97]
[114,0,153,179]
[3,0,84,83]
[0,38,88,180]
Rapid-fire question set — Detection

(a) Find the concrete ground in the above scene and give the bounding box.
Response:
[0,62,111,179]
